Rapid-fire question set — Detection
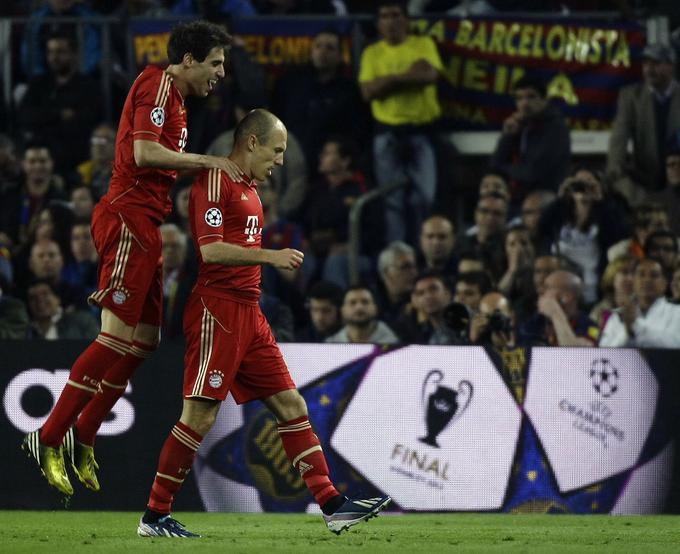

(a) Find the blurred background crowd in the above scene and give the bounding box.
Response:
[1,0,680,348]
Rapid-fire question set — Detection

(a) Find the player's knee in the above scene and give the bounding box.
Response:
[267,388,308,422]
[132,323,160,348]
[180,398,219,436]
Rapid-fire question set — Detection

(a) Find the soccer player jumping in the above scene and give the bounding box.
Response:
[137,109,390,538]
[22,21,241,497]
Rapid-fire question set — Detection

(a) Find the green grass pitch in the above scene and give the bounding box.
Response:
[3,512,680,553]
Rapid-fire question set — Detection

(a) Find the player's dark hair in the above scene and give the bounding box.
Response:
[167,20,232,64]
[513,74,547,98]
[234,109,281,146]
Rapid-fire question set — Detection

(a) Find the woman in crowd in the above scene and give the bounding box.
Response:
[536,171,630,305]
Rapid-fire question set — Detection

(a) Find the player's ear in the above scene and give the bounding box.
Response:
[248,134,257,152]
[182,52,194,66]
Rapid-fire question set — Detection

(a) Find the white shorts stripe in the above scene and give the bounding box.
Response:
[192,308,215,396]
[110,224,132,291]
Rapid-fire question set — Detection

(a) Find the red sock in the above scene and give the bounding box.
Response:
[40,333,131,447]
[278,416,341,507]
[147,421,203,514]
[75,341,155,446]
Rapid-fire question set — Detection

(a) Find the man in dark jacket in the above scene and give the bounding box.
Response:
[490,74,571,202]
[273,29,369,174]
[18,28,100,174]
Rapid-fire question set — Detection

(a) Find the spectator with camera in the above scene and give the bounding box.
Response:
[469,291,517,349]
[599,257,680,348]
[537,173,630,304]
[519,269,599,346]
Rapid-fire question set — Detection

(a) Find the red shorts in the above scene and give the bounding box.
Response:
[88,202,163,327]
[183,292,295,403]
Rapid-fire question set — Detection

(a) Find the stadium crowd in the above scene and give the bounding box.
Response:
[1,0,680,348]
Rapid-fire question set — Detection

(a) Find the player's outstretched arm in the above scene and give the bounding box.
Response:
[200,242,303,270]
[133,140,242,179]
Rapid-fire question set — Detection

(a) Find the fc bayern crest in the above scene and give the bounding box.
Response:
[205,207,223,227]
[150,106,165,127]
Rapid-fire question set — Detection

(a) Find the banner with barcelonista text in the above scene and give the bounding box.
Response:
[129,15,644,131]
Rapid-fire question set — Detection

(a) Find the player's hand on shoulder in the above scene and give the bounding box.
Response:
[207,156,243,181]
[271,248,304,270]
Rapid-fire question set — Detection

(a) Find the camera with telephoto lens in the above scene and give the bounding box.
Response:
[442,302,470,335]
[487,310,512,334]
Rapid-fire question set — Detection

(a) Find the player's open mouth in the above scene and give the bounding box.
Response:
[208,79,217,91]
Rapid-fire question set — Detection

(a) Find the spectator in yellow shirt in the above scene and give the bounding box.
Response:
[358,0,443,244]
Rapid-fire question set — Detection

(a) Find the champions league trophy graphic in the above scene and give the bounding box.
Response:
[419,369,473,448]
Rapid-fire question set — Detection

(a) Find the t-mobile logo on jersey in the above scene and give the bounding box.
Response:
[244,215,262,243]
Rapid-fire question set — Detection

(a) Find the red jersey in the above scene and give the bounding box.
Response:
[190,167,264,305]
[101,65,188,223]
